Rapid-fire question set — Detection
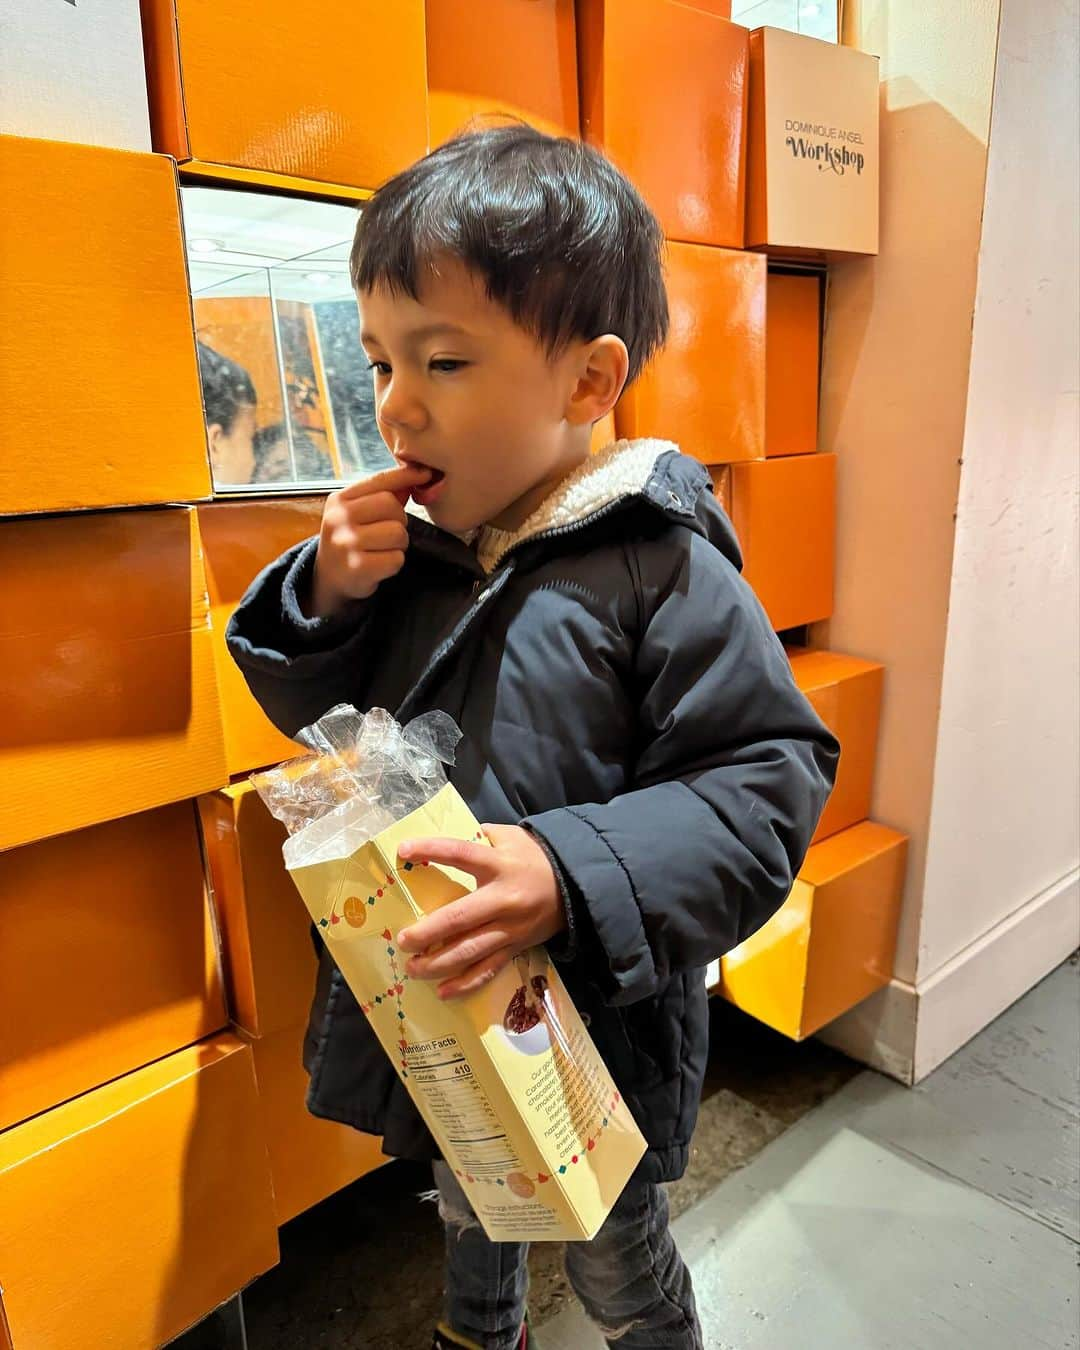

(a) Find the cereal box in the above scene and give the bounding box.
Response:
[254,708,646,1241]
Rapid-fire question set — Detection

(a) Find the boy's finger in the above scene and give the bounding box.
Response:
[345,549,406,586]
[438,948,514,1001]
[338,492,411,527]
[406,924,511,982]
[398,835,495,877]
[337,463,432,502]
[332,518,410,553]
[396,886,502,953]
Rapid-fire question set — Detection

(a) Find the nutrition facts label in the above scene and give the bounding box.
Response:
[406,1035,520,1175]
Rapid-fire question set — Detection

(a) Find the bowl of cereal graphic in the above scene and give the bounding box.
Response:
[500,975,552,1056]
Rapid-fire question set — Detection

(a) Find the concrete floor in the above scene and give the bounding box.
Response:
[173,956,1078,1349]
[543,955,1080,1350]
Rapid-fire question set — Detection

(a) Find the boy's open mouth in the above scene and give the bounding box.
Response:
[411,467,447,507]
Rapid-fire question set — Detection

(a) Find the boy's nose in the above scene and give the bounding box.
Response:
[378,383,427,433]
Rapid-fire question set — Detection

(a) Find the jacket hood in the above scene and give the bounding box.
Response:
[407,438,743,573]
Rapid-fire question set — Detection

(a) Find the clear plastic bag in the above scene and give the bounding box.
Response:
[251,705,462,869]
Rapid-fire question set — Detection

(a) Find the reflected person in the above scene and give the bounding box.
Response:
[197,341,257,485]
[252,423,336,485]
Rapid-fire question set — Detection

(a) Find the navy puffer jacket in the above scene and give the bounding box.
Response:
[227,441,839,1183]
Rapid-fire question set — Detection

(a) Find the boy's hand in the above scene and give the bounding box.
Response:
[396,825,566,1000]
[309,463,433,618]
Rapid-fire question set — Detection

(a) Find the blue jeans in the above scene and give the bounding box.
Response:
[432,1160,703,1350]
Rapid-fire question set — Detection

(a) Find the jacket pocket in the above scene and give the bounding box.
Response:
[619,985,685,1086]
[602,1002,666,1092]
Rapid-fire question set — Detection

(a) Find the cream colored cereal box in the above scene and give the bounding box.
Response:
[286,781,646,1242]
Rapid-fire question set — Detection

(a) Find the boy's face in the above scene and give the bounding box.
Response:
[358,257,596,534]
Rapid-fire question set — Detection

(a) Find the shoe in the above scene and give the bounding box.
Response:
[432,1312,529,1349]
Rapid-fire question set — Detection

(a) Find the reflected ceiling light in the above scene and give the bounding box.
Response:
[188,237,224,254]
[304,272,334,284]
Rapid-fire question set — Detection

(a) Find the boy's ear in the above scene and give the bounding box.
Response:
[565,335,629,427]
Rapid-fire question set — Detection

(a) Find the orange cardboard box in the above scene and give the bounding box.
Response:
[766,271,821,456]
[140,0,427,196]
[0,1036,278,1349]
[0,804,227,1133]
[709,465,731,511]
[746,26,879,257]
[0,136,209,514]
[616,243,766,464]
[717,820,907,1039]
[198,498,322,777]
[788,648,884,843]
[0,508,228,851]
[427,0,579,146]
[199,781,320,1040]
[728,453,836,630]
[577,0,748,247]
[249,1024,386,1225]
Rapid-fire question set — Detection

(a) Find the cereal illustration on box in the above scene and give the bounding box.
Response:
[254,706,645,1242]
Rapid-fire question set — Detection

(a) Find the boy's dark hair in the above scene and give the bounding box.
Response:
[351,125,669,386]
[197,341,256,431]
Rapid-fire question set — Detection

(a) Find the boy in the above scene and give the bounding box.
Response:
[228,126,838,1350]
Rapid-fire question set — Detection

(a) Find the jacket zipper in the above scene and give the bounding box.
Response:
[403,481,693,709]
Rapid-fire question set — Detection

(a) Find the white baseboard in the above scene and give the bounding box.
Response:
[817,868,1080,1084]
[912,868,1079,1080]
[815,975,918,1084]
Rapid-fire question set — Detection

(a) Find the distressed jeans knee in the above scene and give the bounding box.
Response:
[563,1181,703,1350]
[423,1176,483,1239]
[433,1161,702,1350]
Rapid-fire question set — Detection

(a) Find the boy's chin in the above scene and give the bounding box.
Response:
[425,488,518,537]
[423,500,479,537]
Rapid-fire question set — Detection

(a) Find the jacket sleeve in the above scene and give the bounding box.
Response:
[224,536,383,739]
[523,521,840,1007]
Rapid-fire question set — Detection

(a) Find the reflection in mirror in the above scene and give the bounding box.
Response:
[182,186,393,493]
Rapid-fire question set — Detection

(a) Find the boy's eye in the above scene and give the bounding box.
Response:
[366,359,465,375]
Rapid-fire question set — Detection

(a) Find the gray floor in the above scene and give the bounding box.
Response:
[543,956,1080,1350]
